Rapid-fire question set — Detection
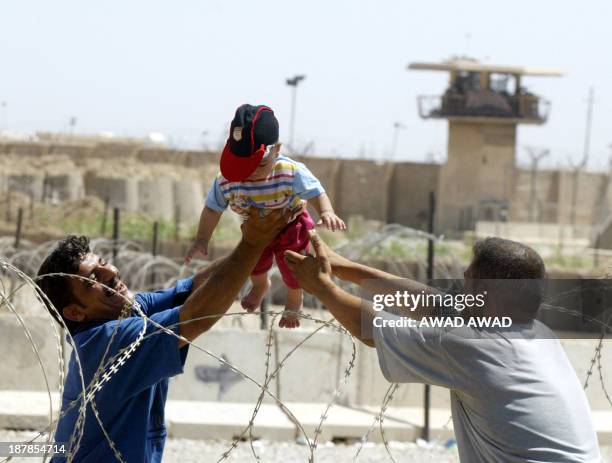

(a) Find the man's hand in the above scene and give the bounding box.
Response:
[286,230,376,347]
[284,230,334,296]
[242,206,294,249]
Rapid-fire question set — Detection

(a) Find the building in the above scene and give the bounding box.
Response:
[409,58,563,233]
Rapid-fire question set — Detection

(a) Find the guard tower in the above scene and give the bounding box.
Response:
[408,59,563,232]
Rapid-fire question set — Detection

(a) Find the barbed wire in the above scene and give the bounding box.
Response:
[0,231,610,462]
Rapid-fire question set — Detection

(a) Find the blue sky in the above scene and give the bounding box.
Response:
[1,0,611,169]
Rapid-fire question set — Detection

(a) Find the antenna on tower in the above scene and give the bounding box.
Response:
[465,32,472,58]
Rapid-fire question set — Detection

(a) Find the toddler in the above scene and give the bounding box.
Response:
[185,104,345,328]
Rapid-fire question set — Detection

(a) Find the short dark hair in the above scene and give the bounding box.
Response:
[471,237,546,318]
[36,235,90,333]
[472,237,545,280]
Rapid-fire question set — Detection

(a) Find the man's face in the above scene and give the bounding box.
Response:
[63,252,133,324]
[246,144,280,180]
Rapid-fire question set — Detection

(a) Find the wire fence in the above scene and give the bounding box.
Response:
[0,227,610,462]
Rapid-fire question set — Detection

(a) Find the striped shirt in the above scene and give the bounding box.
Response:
[205,155,325,218]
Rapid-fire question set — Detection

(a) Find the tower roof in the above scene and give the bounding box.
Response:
[408,59,564,77]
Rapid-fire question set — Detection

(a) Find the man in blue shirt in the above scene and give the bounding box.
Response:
[36,207,293,462]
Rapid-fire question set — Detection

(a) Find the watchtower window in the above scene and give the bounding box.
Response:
[452,71,480,93]
[489,73,517,95]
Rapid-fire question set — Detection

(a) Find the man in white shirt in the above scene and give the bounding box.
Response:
[285,233,602,463]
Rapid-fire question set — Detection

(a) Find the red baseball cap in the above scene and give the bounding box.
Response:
[220,104,279,182]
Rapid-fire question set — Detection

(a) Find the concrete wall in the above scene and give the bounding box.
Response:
[510,167,612,229]
[390,162,440,229]
[3,139,612,233]
[0,141,440,228]
[1,315,610,412]
[475,221,592,247]
[0,315,61,392]
[510,168,561,223]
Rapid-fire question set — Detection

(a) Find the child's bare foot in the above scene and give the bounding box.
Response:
[241,276,271,312]
[279,288,303,328]
[279,309,301,328]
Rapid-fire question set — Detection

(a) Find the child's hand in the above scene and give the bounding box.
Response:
[317,211,346,232]
[184,239,209,264]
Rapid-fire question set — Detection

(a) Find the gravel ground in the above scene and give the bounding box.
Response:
[163,438,461,462]
[1,430,611,462]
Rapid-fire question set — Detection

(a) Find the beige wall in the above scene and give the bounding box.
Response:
[3,139,612,233]
[510,168,612,228]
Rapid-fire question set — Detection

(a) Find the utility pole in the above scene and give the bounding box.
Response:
[524,146,550,222]
[595,148,612,226]
[201,130,209,151]
[568,154,588,227]
[69,116,77,137]
[390,122,406,160]
[569,87,594,226]
[286,75,306,151]
[582,86,594,165]
[0,101,6,132]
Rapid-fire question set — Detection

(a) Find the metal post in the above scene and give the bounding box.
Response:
[151,221,159,288]
[152,221,159,257]
[390,122,406,160]
[0,101,6,131]
[14,208,23,249]
[112,208,120,261]
[286,75,305,150]
[423,191,436,441]
[5,188,11,222]
[289,85,297,149]
[174,205,181,240]
[42,174,48,203]
[427,192,435,280]
[100,196,109,236]
[260,297,268,330]
[29,190,34,219]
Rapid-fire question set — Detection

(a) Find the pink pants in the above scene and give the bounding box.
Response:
[251,210,315,289]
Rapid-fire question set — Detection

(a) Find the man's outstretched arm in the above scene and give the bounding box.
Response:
[178,207,293,347]
[312,238,441,321]
[284,232,376,347]
[326,245,438,296]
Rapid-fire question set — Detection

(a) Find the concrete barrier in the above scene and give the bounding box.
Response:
[84,173,138,212]
[1,392,611,444]
[173,180,203,226]
[45,173,84,202]
[274,328,356,405]
[168,330,273,403]
[0,314,609,415]
[0,315,61,392]
[138,177,174,220]
[7,174,44,200]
